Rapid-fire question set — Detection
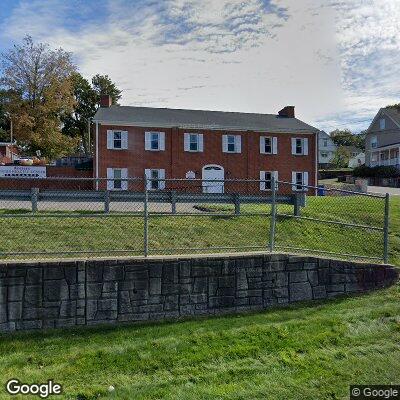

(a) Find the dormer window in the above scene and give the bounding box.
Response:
[379,118,386,130]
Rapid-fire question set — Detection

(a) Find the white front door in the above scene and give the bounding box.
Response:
[202,165,224,193]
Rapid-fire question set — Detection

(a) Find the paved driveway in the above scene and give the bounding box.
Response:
[368,186,400,196]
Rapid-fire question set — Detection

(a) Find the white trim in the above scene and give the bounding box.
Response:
[366,108,400,133]
[184,132,203,152]
[202,164,224,194]
[145,131,165,151]
[93,120,316,134]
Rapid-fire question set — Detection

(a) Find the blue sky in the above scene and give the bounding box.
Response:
[1,0,399,133]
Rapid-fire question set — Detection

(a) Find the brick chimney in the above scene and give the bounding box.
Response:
[100,94,112,108]
[278,106,295,118]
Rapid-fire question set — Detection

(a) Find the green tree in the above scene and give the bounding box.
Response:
[0,90,10,142]
[61,73,122,154]
[61,73,97,154]
[330,129,365,151]
[331,146,351,168]
[0,36,79,159]
[92,74,122,105]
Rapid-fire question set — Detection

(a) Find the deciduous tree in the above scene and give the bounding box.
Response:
[0,36,79,159]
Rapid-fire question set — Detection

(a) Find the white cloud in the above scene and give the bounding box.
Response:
[1,0,399,133]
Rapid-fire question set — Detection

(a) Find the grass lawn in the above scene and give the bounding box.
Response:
[0,195,399,399]
[0,195,398,264]
[0,285,399,399]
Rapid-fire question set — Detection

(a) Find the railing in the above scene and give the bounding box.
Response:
[0,176,389,263]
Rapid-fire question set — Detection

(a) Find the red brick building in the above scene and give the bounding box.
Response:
[93,96,318,193]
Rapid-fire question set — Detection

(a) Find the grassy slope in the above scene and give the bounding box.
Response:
[0,196,398,264]
[0,286,399,399]
[0,196,398,399]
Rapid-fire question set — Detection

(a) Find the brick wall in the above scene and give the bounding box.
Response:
[95,125,316,192]
[0,254,397,332]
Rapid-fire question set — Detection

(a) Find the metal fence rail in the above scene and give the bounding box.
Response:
[0,176,389,262]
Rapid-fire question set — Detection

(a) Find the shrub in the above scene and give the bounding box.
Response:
[353,165,400,178]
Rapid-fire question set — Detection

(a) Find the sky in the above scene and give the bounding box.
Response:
[0,0,399,133]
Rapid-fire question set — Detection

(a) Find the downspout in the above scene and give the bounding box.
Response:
[96,121,99,191]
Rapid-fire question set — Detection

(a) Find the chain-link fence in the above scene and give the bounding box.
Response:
[0,177,389,262]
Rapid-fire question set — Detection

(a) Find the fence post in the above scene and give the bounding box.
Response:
[269,177,276,252]
[383,193,390,263]
[104,190,110,214]
[31,188,39,213]
[144,176,149,257]
[171,190,177,214]
[234,193,240,215]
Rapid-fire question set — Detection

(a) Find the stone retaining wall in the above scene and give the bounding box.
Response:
[0,254,398,332]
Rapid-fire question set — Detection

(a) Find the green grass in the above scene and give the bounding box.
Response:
[0,197,399,399]
[0,196,398,264]
[0,285,399,399]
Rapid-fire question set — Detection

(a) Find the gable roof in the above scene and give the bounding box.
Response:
[367,106,400,133]
[93,106,318,134]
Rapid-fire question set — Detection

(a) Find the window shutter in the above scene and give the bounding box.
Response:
[273,137,278,154]
[291,171,297,191]
[159,169,166,190]
[107,130,114,149]
[259,136,265,154]
[144,169,151,190]
[273,171,279,189]
[184,133,190,152]
[236,135,242,153]
[291,138,296,155]
[122,131,128,149]
[159,132,166,151]
[107,168,113,190]
[303,138,309,155]
[121,168,128,190]
[259,171,266,191]
[198,134,204,152]
[303,172,309,190]
[222,135,228,153]
[145,132,151,150]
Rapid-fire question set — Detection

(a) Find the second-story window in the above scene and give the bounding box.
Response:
[323,139,328,147]
[379,118,386,130]
[260,136,278,154]
[184,133,203,152]
[291,137,309,155]
[223,134,241,153]
[107,130,128,150]
[145,132,165,151]
[371,136,377,149]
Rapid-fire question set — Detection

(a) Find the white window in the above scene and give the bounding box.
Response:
[371,136,377,149]
[379,118,386,130]
[145,132,165,151]
[260,136,278,154]
[371,152,378,162]
[145,169,166,190]
[323,139,328,147]
[222,135,241,153]
[107,130,128,150]
[184,133,204,152]
[292,171,309,191]
[291,137,309,155]
[321,152,328,158]
[106,168,128,190]
[260,171,278,191]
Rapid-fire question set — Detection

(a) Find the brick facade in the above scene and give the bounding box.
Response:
[95,124,317,192]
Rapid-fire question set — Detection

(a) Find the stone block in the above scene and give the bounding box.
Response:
[23,307,42,320]
[8,286,24,302]
[44,280,69,301]
[87,283,102,299]
[218,276,235,288]
[312,285,327,299]
[289,282,312,302]
[148,264,162,278]
[179,261,191,277]
[24,285,42,306]
[60,300,77,317]
[86,300,98,320]
[307,270,319,286]
[16,320,42,330]
[236,270,248,290]
[103,266,124,281]
[44,266,64,280]
[289,271,308,283]
[275,272,288,286]
[8,302,22,320]
[86,265,103,282]
[102,281,118,292]
[0,304,7,323]
[98,298,117,311]
[149,278,161,295]
[0,285,7,304]
[64,266,77,284]
[193,277,207,293]
[26,268,42,284]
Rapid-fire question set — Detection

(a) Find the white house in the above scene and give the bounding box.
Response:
[318,131,337,167]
